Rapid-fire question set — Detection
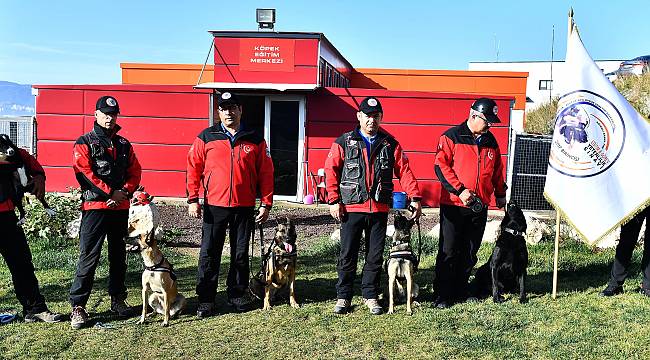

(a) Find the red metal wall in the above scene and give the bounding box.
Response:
[214,37,319,84]
[305,87,512,207]
[34,85,210,197]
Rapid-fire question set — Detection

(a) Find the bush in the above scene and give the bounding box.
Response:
[613,72,650,119]
[524,72,650,134]
[21,192,80,243]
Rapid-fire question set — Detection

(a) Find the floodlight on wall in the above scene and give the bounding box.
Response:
[256,8,275,30]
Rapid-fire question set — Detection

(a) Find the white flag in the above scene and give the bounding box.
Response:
[544,23,650,244]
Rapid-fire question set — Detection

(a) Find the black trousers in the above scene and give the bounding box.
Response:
[336,212,388,300]
[69,209,129,307]
[0,211,48,315]
[434,204,488,302]
[607,206,650,289]
[196,205,254,303]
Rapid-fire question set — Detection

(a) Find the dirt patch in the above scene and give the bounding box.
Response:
[157,202,441,251]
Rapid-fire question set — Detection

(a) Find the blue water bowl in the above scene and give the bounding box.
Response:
[392,191,407,209]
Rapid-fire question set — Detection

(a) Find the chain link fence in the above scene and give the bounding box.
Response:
[0,116,36,154]
[510,133,553,210]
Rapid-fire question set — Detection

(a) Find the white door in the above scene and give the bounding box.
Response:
[264,95,306,202]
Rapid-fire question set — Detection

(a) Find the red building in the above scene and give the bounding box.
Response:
[33,31,527,207]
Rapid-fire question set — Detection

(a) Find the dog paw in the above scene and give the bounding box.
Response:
[161,321,169,327]
[290,302,300,309]
[263,304,271,311]
[138,317,145,324]
[519,297,528,304]
[387,309,394,315]
[493,295,506,303]
[406,310,413,316]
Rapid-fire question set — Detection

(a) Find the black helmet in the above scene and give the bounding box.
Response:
[471,98,501,123]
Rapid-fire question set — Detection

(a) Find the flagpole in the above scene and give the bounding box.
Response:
[552,8,574,300]
[552,211,561,299]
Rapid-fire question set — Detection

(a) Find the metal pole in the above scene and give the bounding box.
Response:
[550,25,554,103]
[552,211,561,299]
[196,39,214,86]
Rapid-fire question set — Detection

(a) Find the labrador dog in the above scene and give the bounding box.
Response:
[471,201,528,303]
[0,134,55,225]
[385,212,419,315]
[129,191,186,326]
[262,217,299,310]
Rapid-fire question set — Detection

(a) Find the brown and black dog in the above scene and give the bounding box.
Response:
[385,212,419,315]
[262,217,299,310]
[129,191,186,326]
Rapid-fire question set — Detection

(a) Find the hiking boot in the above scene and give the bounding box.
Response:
[196,303,214,319]
[599,286,623,297]
[110,297,135,317]
[227,294,253,312]
[363,298,383,315]
[24,310,63,323]
[333,299,351,314]
[70,306,88,330]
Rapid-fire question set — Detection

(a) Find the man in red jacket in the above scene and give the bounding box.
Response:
[69,96,142,329]
[433,97,507,309]
[325,96,422,315]
[187,91,274,318]
[0,141,62,323]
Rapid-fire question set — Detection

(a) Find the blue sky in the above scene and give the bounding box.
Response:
[1,0,648,85]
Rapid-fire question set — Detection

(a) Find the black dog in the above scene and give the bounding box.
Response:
[470,201,528,303]
[0,134,55,225]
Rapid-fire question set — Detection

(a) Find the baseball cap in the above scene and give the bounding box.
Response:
[358,97,383,115]
[217,91,241,107]
[471,98,501,123]
[96,96,120,114]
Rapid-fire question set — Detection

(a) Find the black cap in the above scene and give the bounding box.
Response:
[217,91,241,107]
[471,98,501,123]
[96,96,120,114]
[358,97,383,115]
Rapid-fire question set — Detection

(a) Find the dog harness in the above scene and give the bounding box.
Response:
[503,227,525,236]
[385,250,420,274]
[144,257,177,281]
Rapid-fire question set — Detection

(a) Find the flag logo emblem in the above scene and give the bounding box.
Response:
[549,90,626,178]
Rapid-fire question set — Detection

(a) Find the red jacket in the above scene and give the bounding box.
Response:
[325,128,421,213]
[73,123,142,211]
[186,125,274,208]
[0,149,45,212]
[434,121,506,208]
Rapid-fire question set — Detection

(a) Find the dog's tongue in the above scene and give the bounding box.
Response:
[284,242,293,253]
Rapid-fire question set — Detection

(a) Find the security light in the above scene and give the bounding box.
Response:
[256,8,275,30]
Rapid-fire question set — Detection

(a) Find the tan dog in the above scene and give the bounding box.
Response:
[385,212,419,315]
[262,218,299,310]
[128,191,186,326]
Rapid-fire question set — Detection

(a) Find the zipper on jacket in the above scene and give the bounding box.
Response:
[229,146,234,206]
[366,144,373,213]
[475,145,481,194]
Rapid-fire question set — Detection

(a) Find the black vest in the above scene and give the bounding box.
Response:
[76,123,132,202]
[336,129,396,205]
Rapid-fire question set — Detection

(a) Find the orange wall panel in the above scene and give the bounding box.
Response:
[350,68,528,110]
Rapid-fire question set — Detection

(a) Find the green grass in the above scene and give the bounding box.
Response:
[2,234,650,359]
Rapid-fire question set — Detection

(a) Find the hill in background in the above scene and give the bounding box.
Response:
[0,81,34,116]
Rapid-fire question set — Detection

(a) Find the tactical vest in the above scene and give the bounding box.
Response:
[339,130,396,205]
[77,130,131,202]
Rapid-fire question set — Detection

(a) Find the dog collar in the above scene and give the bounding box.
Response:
[503,227,525,236]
